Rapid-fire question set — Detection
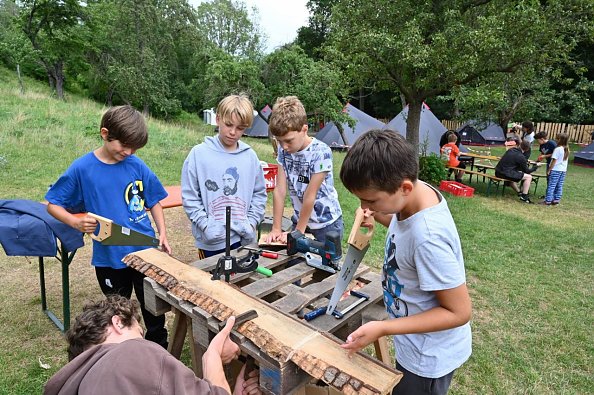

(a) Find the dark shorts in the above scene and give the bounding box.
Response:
[392,362,455,395]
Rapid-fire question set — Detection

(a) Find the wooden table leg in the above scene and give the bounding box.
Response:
[374,337,392,365]
[168,307,188,359]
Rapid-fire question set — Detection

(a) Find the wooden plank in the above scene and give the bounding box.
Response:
[273,265,370,313]
[124,249,401,395]
[241,261,316,298]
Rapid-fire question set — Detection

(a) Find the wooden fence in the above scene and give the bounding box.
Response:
[440,120,594,144]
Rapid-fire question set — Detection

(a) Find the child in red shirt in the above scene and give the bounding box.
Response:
[441,133,465,183]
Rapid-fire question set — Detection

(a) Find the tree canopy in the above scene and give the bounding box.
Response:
[327,0,594,151]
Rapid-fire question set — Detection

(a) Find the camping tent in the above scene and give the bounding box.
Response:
[574,142,594,167]
[316,103,385,148]
[244,105,272,138]
[384,103,451,155]
[457,122,505,146]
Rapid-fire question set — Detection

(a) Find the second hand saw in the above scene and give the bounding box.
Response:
[326,207,374,315]
[87,212,159,247]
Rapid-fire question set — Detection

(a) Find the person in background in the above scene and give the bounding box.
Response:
[521,121,535,159]
[44,295,261,395]
[441,133,465,183]
[495,138,538,203]
[535,131,557,199]
[542,133,570,206]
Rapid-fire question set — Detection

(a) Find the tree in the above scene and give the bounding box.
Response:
[83,0,194,115]
[0,0,36,93]
[295,0,333,60]
[327,0,594,153]
[261,45,350,129]
[194,0,264,58]
[198,49,265,108]
[20,0,85,100]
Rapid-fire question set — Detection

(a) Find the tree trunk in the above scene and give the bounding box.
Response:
[143,103,150,116]
[54,61,65,100]
[106,88,114,106]
[406,99,423,156]
[359,87,365,111]
[16,64,25,95]
[336,122,349,146]
[400,93,406,109]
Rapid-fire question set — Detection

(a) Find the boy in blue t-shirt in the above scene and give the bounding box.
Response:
[340,130,472,395]
[46,105,170,348]
[264,96,343,244]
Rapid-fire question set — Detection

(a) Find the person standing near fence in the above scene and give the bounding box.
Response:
[521,121,535,160]
[542,133,569,206]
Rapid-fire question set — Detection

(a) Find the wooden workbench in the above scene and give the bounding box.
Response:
[143,251,392,395]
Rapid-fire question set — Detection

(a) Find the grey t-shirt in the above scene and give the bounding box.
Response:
[382,184,472,378]
[277,138,342,229]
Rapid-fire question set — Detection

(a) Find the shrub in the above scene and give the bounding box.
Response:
[419,153,447,185]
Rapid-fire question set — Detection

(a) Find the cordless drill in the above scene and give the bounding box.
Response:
[286,230,342,273]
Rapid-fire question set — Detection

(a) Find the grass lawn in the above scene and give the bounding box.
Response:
[0,66,592,394]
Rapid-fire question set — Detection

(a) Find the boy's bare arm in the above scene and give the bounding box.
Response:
[342,283,471,355]
[266,167,288,242]
[47,203,97,233]
[294,172,326,234]
[149,202,171,254]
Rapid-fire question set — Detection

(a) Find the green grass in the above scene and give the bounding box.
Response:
[1,66,593,394]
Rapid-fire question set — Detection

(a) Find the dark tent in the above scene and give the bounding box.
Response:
[316,103,385,148]
[457,121,505,146]
[574,142,594,167]
[244,105,272,138]
[244,114,269,137]
[260,104,272,121]
[384,103,452,155]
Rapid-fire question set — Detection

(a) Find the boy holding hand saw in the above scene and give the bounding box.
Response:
[339,130,472,395]
[46,105,170,349]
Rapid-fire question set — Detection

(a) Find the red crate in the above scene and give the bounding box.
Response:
[262,163,278,193]
[439,180,474,197]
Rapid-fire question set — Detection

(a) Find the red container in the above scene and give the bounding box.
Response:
[262,164,278,192]
[439,180,474,197]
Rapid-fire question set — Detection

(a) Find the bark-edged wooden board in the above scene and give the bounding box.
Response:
[124,248,401,395]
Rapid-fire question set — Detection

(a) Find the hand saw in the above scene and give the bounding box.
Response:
[326,207,374,315]
[87,212,159,247]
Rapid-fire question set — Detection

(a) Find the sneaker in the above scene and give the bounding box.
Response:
[519,194,532,204]
[517,192,523,197]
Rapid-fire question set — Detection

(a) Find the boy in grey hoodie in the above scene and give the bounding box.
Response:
[181,94,267,257]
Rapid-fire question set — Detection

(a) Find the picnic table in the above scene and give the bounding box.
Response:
[15,186,182,332]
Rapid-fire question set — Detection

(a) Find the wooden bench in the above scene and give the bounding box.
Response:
[472,164,545,195]
[143,252,392,394]
[446,166,510,196]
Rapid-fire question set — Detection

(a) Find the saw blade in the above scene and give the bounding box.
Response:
[100,223,159,247]
[326,244,368,315]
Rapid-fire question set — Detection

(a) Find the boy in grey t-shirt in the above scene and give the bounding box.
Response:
[340,130,472,395]
[265,96,343,244]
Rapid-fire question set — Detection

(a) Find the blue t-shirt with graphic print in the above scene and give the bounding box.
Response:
[382,183,471,378]
[46,152,167,269]
[277,138,342,230]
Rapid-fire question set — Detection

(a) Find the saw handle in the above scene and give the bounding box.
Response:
[348,207,374,250]
[87,212,113,242]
